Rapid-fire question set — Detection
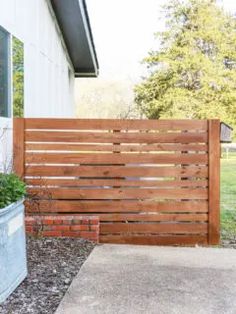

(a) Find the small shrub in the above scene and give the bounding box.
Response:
[0,173,26,209]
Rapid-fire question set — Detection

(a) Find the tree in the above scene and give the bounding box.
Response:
[135,0,236,137]
[76,78,141,119]
[13,37,24,118]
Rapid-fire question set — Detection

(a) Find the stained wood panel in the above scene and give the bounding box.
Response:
[25,152,208,164]
[25,118,208,131]
[208,120,220,244]
[13,118,25,179]
[25,200,209,213]
[25,143,208,152]
[99,235,208,245]
[25,165,208,177]
[25,178,208,188]
[92,213,208,222]
[27,187,208,200]
[14,118,220,246]
[100,223,207,234]
[25,130,207,143]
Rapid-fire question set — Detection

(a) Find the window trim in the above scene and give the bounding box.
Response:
[0,25,11,118]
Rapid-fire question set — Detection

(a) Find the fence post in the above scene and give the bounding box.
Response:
[13,118,25,179]
[208,119,220,245]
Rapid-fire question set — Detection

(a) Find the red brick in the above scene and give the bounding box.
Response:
[90,219,99,225]
[25,217,35,225]
[42,218,54,225]
[63,218,73,225]
[80,231,95,238]
[51,225,70,231]
[27,232,36,236]
[71,225,89,231]
[53,219,63,225]
[72,218,82,224]
[26,226,34,233]
[90,237,98,242]
[42,230,62,237]
[25,214,99,241]
[90,225,99,231]
[62,215,73,221]
[61,231,80,237]
[81,234,98,242]
[43,225,51,231]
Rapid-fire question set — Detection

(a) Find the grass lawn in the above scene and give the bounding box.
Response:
[220,151,236,241]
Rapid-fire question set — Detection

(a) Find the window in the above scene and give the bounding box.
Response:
[0,27,10,117]
[0,29,24,118]
[13,36,24,117]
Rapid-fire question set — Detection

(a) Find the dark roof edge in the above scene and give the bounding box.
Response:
[50,0,99,77]
[81,0,99,71]
[75,72,98,78]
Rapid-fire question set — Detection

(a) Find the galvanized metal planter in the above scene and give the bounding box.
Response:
[0,199,27,303]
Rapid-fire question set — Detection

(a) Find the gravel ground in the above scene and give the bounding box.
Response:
[221,236,236,249]
[0,237,95,314]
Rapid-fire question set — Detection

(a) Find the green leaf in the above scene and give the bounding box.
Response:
[0,173,26,209]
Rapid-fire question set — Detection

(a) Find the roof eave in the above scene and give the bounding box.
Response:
[50,0,99,78]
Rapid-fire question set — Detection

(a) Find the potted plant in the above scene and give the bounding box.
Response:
[0,173,27,303]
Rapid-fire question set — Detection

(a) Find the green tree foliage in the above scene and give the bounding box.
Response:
[135,0,236,136]
[13,37,24,118]
[0,173,26,209]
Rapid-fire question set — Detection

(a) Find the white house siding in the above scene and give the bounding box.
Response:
[0,0,75,171]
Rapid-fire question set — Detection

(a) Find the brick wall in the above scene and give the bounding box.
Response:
[25,215,99,242]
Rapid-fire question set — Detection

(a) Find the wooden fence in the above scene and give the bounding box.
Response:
[13,118,220,245]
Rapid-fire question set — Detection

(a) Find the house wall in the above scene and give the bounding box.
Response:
[0,0,75,171]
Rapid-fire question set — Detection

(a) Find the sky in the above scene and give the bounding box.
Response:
[86,0,236,82]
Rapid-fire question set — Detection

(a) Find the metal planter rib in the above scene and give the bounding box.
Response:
[0,199,27,303]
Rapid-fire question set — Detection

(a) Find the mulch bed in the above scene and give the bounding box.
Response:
[0,236,95,314]
[1,234,235,314]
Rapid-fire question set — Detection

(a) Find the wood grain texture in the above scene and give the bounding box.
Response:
[94,213,208,222]
[99,235,208,245]
[13,118,25,179]
[25,118,208,131]
[25,165,208,177]
[25,200,209,213]
[27,187,208,200]
[208,119,220,245]
[25,143,208,152]
[25,178,208,188]
[25,131,207,144]
[100,222,207,234]
[25,152,208,164]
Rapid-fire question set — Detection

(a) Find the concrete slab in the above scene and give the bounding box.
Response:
[56,245,236,314]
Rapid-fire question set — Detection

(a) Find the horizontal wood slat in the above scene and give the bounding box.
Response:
[25,131,208,144]
[94,213,208,222]
[99,235,208,245]
[100,223,207,234]
[25,165,208,177]
[25,200,208,213]
[27,187,208,200]
[25,178,208,188]
[25,118,208,131]
[25,152,208,164]
[26,143,208,152]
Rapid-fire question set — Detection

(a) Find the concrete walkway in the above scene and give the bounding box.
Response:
[56,245,236,314]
